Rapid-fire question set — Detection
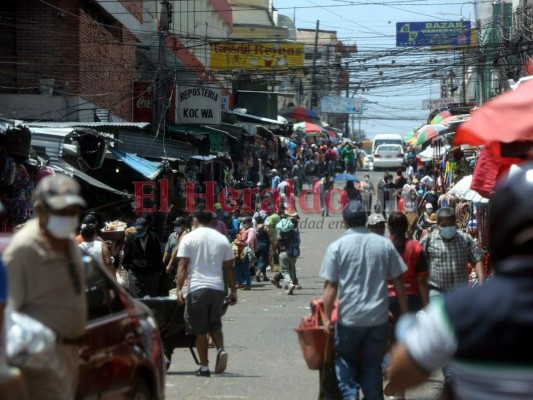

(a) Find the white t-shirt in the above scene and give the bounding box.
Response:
[177,227,234,294]
[420,175,435,189]
[79,240,105,267]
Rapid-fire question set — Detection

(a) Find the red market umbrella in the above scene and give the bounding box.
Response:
[455,79,533,148]
[294,121,325,134]
[282,106,320,122]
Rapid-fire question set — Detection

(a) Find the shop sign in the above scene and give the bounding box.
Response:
[210,42,305,70]
[396,21,472,48]
[176,85,221,124]
[422,98,455,110]
[320,96,364,114]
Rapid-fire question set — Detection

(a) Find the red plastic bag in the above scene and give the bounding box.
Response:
[294,298,337,370]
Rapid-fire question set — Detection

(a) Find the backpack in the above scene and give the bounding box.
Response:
[281,230,300,257]
[327,149,336,161]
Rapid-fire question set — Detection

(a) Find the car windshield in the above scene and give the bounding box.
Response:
[376,145,402,153]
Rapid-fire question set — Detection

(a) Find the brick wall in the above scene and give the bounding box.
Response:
[79,9,135,120]
[15,0,136,120]
[120,0,143,23]
[17,0,81,97]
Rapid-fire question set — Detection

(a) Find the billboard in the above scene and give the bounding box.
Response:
[396,21,471,47]
[176,85,221,125]
[320,96,364,114]
[210,42,304,70]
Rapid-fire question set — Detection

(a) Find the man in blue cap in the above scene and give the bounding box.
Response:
[123,217,164,297]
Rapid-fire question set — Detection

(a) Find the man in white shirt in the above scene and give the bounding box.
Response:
[177,211,237,377]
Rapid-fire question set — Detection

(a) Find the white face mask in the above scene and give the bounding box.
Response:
[46,215,79,239]
[174,226,182,234]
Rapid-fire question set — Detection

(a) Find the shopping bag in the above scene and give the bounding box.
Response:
[294,298,337,370]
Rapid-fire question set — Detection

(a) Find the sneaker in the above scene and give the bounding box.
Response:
[215,350,228,374]
[195,368,211,377]
[270,278,282,289]
[262,276,269,282]
[242,286,251,290]
[294,284,302,290]
[255,275,261,283]
[285,284,295,295]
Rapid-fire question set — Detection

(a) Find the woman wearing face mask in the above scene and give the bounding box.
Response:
[164,217,188,288]
[78,218,114,276]
[358,173,375,213]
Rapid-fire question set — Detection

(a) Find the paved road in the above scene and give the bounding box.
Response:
[164,171,442,400]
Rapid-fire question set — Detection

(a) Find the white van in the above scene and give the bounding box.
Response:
[371,134,404,155]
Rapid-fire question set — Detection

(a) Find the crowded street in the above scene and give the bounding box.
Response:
[163,180,443,399]
[2,1,533,399]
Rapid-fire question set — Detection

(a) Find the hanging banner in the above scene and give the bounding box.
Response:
[176,85,221,124]
[210,42,305,70]
[320,96,364,114]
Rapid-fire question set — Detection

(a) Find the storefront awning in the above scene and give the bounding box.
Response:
[52,161,131,198]
[109,148,163,180]
[170,124,237,140]
[190,155,217,162]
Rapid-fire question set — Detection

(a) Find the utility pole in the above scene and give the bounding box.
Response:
[461,49,466,105]
[154,0,171,132]
[310,20,319,109]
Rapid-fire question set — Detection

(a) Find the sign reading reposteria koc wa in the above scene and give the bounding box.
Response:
[177,85,221,124]
[396,21,472,48]
[210,42,305,70]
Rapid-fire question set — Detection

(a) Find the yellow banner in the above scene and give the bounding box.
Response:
[210,42,304,70]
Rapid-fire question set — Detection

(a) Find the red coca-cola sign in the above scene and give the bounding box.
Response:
[133,81,177,124]
[133,82,153,123]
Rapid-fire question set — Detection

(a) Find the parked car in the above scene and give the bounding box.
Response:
[372,144,405,170]
[359,150,372,170]
[77,254,166,399]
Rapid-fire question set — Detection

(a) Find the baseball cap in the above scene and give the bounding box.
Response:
[214,203,222,210]
[172,217,186,226]
[135,217,148,228]
[285,209,298,218]
[33,174,86,210]
[342,200,364,221]
[367,213,386,226]
[425,203,433,210]
[270,169,278,175]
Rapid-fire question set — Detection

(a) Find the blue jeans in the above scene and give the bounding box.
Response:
[335,323,389,400]
[233,260,251,287]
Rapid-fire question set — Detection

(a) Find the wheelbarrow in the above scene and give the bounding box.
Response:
[139,297,198,370]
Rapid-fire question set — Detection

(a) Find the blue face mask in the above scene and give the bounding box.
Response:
[138,230,147,238]
[440,226,457,240]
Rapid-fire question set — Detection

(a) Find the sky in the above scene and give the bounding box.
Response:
[274,0,476,140]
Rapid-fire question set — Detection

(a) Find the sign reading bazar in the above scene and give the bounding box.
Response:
[396,20,472,48]
[177,85,221,125]
[210,42,305,70]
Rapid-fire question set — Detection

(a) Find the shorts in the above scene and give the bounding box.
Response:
[184,288,226,335]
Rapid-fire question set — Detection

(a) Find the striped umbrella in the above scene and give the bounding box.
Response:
[415,124,447,145]
[431,110,452,125]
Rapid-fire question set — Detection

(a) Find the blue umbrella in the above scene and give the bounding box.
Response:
[333,173,360,182]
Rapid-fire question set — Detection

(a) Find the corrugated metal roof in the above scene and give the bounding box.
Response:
[28,127,75,162]
[24,122,151,129]
[117,131,196,160]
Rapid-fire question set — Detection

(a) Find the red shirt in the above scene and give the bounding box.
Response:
[389,239,428,297]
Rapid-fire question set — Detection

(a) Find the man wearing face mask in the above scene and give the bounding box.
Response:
[123,217,164,298]
[420,207,484,301]
[3,174,87,400]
